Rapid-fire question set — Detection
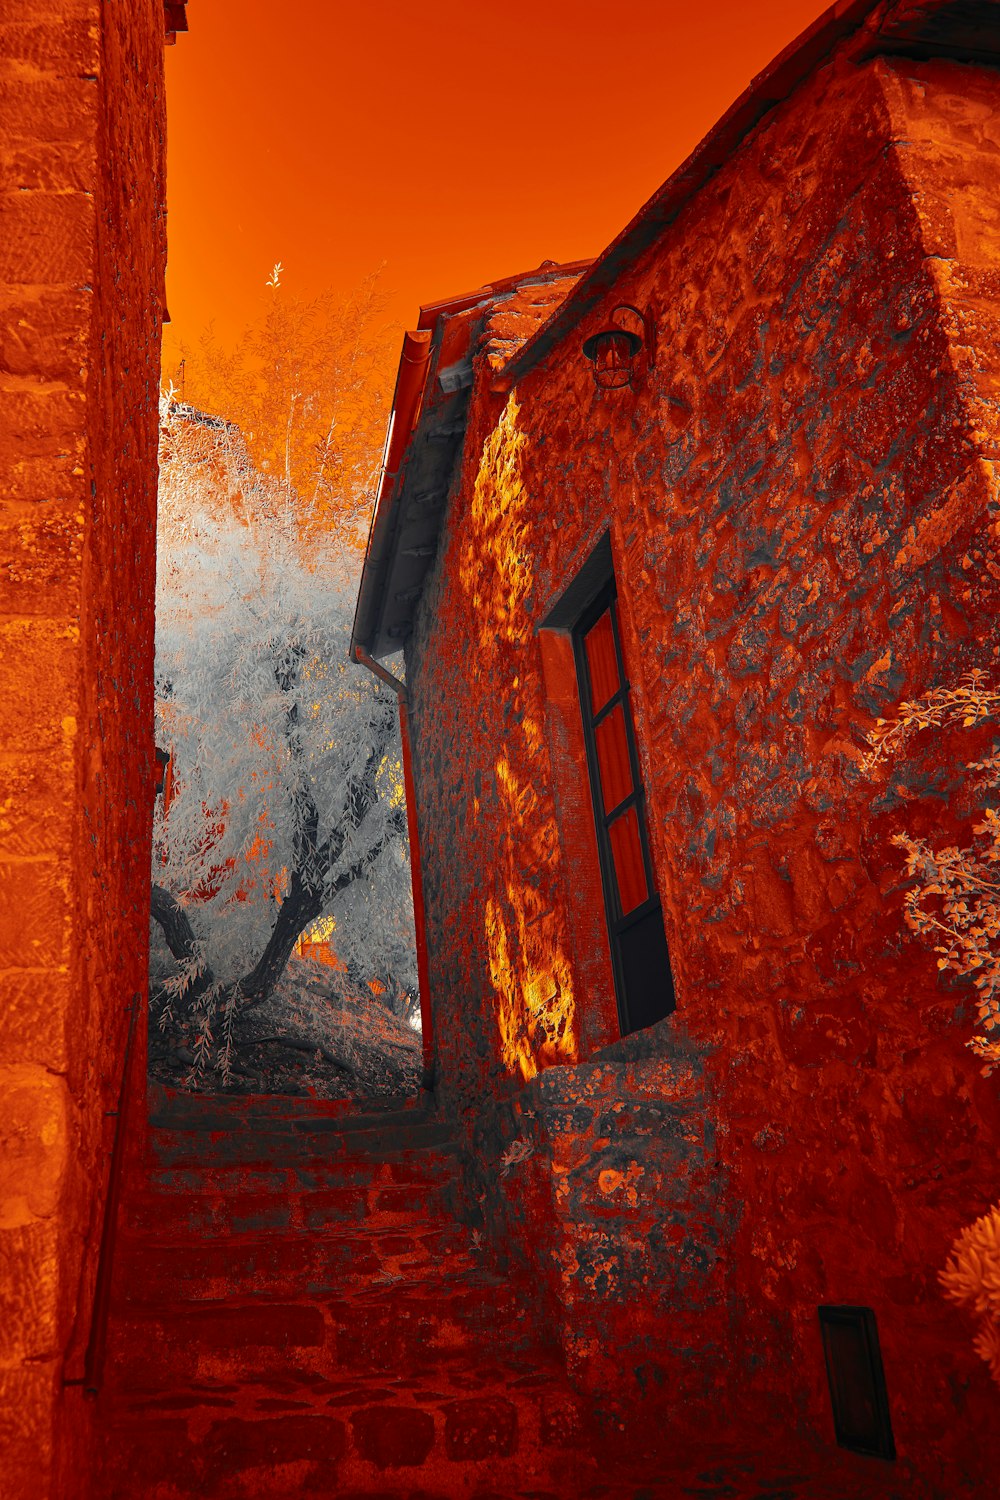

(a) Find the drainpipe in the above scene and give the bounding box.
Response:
[353,644,435,1095]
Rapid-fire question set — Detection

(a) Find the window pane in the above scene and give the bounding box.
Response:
[608,805,648,915]
[594,702,633,814]
[583,607,619,715]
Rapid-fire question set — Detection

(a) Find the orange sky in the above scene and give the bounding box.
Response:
[163,0,827,379]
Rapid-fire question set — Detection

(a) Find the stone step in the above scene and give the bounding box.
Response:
[104,1276,540,1388]
[123,1176,457,1237]
[140,1148,461,1197]
[147,1119,459,1169]
[102,1094,583,1498]
[114,1223,475,1301]
[98,1359,593,1499]
[146,1089,428,1133]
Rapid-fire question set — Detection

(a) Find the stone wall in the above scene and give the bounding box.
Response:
[0,2,166,1494]
[406,53,1000,1492]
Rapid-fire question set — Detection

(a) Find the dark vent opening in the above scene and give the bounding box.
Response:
[818,1305,896,1462]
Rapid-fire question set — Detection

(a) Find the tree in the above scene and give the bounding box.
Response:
[939,1202,1000,1389]
[167,268,396,555]
[153,397,416,1085]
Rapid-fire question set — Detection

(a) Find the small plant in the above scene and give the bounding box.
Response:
[499,1138,534,1178]
[939,1203,1000,1388]
[867,670,1000,1388]
[866,669,1000,1075]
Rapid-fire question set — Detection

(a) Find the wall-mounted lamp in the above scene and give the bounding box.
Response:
[581,303,654,391]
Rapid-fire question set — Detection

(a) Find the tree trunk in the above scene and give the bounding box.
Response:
[150,883,200,962]
[152,691,405,1018]
[238,868,326,1004]
[150,885,215,1004]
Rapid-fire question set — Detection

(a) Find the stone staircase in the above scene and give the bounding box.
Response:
[95,1091,597,1500]
[95,1090,924,1500]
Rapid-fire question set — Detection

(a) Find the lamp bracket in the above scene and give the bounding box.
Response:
[609,304,656,371]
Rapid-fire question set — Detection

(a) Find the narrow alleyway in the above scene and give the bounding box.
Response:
[96,1094,919,1499]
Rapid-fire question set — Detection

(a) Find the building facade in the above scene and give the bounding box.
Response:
[353,2,1000,1490]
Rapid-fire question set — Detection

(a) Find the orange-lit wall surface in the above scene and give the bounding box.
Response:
[0,2,166,1494]
[403,53,1000,1491]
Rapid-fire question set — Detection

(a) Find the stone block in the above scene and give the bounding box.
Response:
[0,69,96,149]
[0,1362,55,1500]
[537,1389,585,1447]
[0,0,90,26]
[350,1404,436,1469]
[0,969,72,1073]
[0,499,84,616]
[186,1302,325,1351]
[0,1063,71,1228]
[0,18,98,72]
[0,286,91,385]
[6,138,99,194]
[0,386,86,466]
[0,746,75,857]
[204,1414,347,1470]
[371,1183,431,1215]
[0,449,87,503]
[0,1216,60,1360]
[0,619,80,755]
[99,1417,193,1487]
[0,859,70,969]
[442,1396,517,1461]
[0,189,94,285]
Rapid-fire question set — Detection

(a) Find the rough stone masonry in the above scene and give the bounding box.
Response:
[0,2,167,1495]
[389,30,1000,1498]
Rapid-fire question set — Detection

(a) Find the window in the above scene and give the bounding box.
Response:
[572,579,675,1034]
[542,532,675,1036]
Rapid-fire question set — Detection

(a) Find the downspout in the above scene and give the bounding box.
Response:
[354,645,435,1095]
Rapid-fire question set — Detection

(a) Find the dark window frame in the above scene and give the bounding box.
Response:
[573,580,661,936]
[541,532,675,1037]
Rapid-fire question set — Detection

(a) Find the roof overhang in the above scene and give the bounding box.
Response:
[350,294,489,663]
[164,1,189,43]
[351,263,592,661]
[352,0,1000,664]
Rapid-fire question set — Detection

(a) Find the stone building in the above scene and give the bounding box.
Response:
[0,2,178,1493]
[352,0,1000,1491]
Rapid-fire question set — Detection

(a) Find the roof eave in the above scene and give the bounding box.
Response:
[353,262,595,660]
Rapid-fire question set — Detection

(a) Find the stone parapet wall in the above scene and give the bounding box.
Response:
[0,3,166,1495]
[464,1028,731,1445]
[407,50,1000,1493]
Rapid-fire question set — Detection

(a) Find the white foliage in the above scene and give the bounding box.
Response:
[153,397,416,999]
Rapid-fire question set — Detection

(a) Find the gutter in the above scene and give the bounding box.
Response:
[353,645,436,1093]
[352,263,595,661]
